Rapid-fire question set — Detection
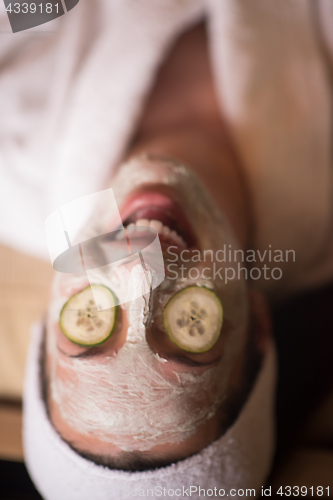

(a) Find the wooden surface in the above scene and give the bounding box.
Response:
[0,401,23,461]
[0,244,53,398]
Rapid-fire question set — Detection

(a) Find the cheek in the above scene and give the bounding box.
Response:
[55,362,76,392]
[179,384,215,417]
[48,354,77,411]
[156,358,226,416]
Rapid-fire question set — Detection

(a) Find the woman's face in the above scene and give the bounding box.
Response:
[45,155,251,465]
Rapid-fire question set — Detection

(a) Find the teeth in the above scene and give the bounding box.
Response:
[136,219,149,227]
[149,219,163,233]
[170,230,180,245]
[119,219,186,247]
[169,230,185,247]
[136,219,150,231]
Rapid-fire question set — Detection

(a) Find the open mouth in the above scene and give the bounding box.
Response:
[117,188,197,250]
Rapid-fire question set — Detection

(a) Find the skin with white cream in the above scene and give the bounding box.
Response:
[46,155,250,459]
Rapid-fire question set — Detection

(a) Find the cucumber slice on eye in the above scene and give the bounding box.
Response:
[163,287,223,353]
[59,285,118,347]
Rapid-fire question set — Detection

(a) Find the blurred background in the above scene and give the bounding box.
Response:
[1,0,333,498]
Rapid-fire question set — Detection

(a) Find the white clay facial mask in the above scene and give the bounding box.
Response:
[47,156,249,453]
[51,266,234,451]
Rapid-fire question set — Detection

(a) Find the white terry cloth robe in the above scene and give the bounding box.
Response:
[0,0,332,300]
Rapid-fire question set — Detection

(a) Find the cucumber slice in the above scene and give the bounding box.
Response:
[163,287,223,353]
[59,285,118,347]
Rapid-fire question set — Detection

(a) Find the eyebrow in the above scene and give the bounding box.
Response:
[161,352,220,367]
[56,344,106,358]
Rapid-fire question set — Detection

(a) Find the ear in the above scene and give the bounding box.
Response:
[248,288,272,354]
